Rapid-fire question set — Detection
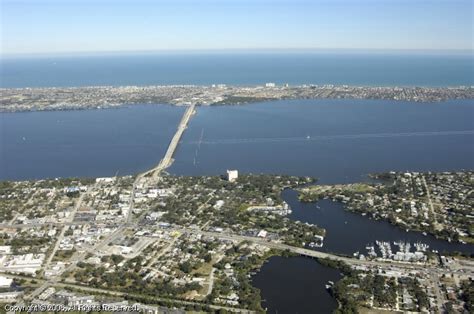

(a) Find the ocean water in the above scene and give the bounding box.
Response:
[2,64,473,313]
[1,52,473,88]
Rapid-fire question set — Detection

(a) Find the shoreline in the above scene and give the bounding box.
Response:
[1,84,473,113]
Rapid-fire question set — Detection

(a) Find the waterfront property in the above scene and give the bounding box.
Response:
[1,98,473,313]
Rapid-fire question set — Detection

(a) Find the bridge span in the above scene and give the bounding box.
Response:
[142,104,195,179]
[177,228,436,271]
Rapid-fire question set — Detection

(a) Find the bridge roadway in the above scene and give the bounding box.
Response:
[2,104,196,230]
[143,104,195,179]
[21,106,198,301]
[4,222,470,274]
[11,103,472,308]
[164,227,448,272]
[1,220,457,272]
[126,104,195,223]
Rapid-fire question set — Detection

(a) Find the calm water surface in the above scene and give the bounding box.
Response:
[2,53,473,88]
[2,99,473,313]
[284,189,474,255]
[170,99,474,184]
[2,52,474,314]
[252,256,341,314]
[0,105,184,180]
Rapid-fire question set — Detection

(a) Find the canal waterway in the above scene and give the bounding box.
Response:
[283,189,474,255]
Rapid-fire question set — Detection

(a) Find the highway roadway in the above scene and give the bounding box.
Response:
[1,273,254,313]
[142,104,195,179]
[22,104,198,302]
[173,228,449,271]
[122,104,195,225]
[42,184,94,274]
[10,102,472,312]
[125,104,195,222]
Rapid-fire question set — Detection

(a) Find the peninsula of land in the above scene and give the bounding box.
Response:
[1,84,473,112]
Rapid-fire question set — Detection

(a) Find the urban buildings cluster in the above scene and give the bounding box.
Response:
[0,170,472,312]
[1,84,473,112]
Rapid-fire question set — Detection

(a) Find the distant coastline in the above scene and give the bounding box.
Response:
[1,85,473,113]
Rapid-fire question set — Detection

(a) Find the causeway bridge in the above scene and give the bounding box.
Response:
[142,104,196,179]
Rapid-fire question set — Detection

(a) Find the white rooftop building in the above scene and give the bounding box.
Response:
[226,170,238,182]
[95,177,115,184]
[214,200,225,210]
[257,230,268,238]
[0,276,13,288]
[1,253,45,275]
[0,246,11,254]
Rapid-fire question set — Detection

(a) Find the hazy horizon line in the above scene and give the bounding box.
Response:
[2,47,473,59]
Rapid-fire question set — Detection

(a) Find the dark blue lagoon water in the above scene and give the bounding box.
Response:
[2,98,473,313]
[283,190,474,255]
[252,256,341,314]
[170,99,474,184]
[3,99,472,183]
[0,105,184,180]
[1,52,473,88]
[254,190,474,314]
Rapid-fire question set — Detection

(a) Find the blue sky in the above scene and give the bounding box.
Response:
[1,0,472,55]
